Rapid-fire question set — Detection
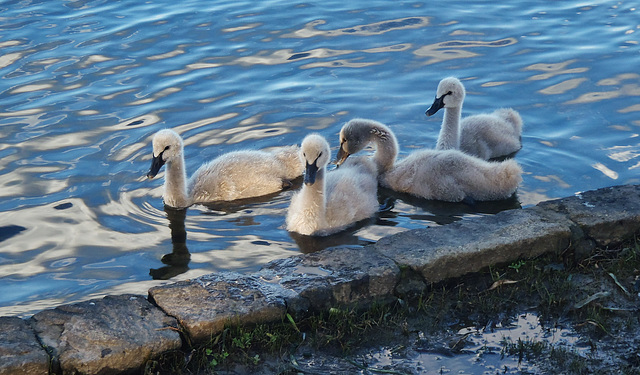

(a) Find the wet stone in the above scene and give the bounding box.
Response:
[0,317,49,375]
[258,246,400,314]
[29,294,181,375]
[537,184,640,248]
[372,207,573,285]
[149,272,287,344]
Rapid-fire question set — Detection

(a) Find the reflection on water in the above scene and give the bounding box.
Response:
[379,188,522,226]
[414,38,518,65]
[289,218,377,254]
[284,17,431,38]
[149,206,190,280]
[1,0,639,316]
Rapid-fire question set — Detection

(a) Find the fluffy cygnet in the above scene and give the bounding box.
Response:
[147,129,303,208]
[336,118,522,202]
[286,133,378,236]
[426,77,523,160]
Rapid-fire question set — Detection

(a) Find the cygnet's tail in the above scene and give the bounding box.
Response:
[273,145,304,179]
[476,159,523,200]
[495,108,523,134]
[494,159,523,197]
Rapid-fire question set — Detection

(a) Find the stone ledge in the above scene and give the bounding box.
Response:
[257,245,400,314]
[28,294,181,375]
[0,317,49,375]
[537,184,640,249]
[373,206,573,285]
[149,273,288,344]
[3,185,640,375]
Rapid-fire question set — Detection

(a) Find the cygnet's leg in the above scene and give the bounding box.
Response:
[378,196,395,212]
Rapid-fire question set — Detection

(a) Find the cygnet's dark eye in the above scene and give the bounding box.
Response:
[447,91,453,95]
[318,151,323,158]
[164,145,171,151]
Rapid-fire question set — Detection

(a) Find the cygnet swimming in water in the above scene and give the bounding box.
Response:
[147,129,303,208]
[426,77,523,160]
[286,133,379,236]
[336,118,522,202]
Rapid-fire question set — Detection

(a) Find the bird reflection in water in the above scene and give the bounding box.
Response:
[377,187,522,225]
[149,205,191,280]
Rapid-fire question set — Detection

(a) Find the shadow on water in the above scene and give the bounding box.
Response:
[288,217,377,254]
[149,206,191,280]
[378,187,522,225]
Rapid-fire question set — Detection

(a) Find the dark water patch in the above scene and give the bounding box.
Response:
[250,240,270,246]
[0,225,27,243]
[378,187,522,225]
[288,53,311,60]
[53,202,73,210]
[127,119,144,126]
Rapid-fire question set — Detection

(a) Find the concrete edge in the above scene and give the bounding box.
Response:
[2,184,640,374]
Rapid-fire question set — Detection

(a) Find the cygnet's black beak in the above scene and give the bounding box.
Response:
[304,159,319,185]
[334,143,350,167]
[147,152,166,179]
[425,95,446,117]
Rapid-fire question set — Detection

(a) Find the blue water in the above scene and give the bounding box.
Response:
[0,0,639,318]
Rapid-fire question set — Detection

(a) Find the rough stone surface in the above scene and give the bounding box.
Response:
[29,294,181,375]
[0,317,49,375]
[538,185,640,248]
[149,272,288,344]
[258,246,400,314]
[372,207,573,284]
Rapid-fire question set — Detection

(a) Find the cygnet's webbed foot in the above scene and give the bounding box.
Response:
[379,197,396,212]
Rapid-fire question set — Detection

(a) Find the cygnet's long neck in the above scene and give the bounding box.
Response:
[436,105,461,150]
[300,168,327,225]
[367,124,398,174]
[163,155,191,208]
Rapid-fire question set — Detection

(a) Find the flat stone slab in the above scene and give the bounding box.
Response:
[0,317,49,375]
[29,294,181,375]
[538,185,640,248]
[149,273,288,343]
[372,207,573,284]
[149,247,399,345]
[258,246,400,313]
